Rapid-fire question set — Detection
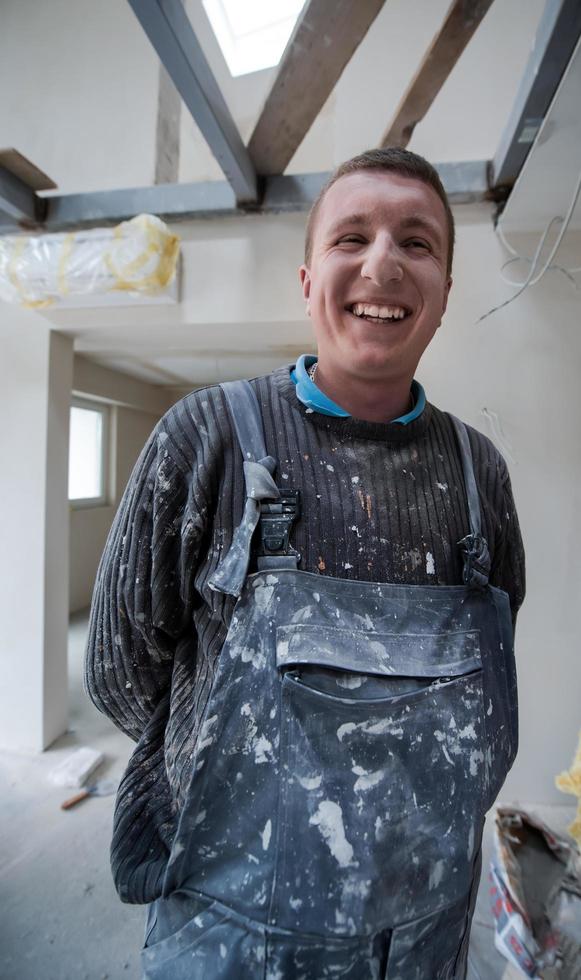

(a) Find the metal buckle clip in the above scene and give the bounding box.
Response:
[257,489,300,567]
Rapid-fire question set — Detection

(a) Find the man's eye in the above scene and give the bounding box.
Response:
[405,239,430,250]
[338,235,364,244]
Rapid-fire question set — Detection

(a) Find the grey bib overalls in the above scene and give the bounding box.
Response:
[142,382,518,979]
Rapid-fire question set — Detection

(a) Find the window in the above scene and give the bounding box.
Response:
[68,399,109,506]
[202,0,305,77]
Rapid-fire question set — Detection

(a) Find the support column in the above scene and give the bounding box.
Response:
[0,309,73,751]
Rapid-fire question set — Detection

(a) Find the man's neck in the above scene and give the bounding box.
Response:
[314,361,414,423]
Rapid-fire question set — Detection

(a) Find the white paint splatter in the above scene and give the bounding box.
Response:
[337,718,403,742]
[336,674,364,689]
[254,734,274,765]
[351,476,360,484]
[253,583,274,613]
[240,647,266,670]
[260,819,272,850]
[309,801,357,868]
[197,714,218,753]
[298,774,322,790]
[467,823,475,860]
[458,723,477,740]
[341,877,371,900]
[357,612,374,630]
[352,766,385,792]
[469,749,484,776]
[426,551,435,575]
[429,859,445,890]
[436,482,448,492]
[326,464,335,472]
[368,640,389,660]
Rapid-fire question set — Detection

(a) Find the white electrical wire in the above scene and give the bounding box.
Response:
[478,163,581,323]
[500,257,578,289]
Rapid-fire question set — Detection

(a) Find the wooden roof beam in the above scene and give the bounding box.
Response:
[380,0,495,149]
[249,0,387,176]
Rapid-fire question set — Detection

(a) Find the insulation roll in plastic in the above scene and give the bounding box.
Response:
[0,213,180,308]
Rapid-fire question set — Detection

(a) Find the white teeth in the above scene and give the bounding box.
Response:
[351,303,407,319]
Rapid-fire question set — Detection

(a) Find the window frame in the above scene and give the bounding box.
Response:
[68,397,111,509]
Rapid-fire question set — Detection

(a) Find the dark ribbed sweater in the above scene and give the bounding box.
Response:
[85,366,525,904]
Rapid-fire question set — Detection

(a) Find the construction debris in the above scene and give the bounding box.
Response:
[48,747,104,789]
[490,806,581,978]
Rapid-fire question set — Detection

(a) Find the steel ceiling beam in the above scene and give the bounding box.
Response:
[0,164,44,224]
[491,0,581,190]
[0,161,491,235]
[248,0,387,176]
[381,0,496,149]
[127,0,258,203]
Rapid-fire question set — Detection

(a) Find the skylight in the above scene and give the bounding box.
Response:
[203,0,306,77]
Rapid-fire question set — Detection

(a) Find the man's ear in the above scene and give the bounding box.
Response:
[299,264,311,303]
[441,276,453,316]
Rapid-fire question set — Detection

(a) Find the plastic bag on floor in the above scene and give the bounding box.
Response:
[490,807,581,979]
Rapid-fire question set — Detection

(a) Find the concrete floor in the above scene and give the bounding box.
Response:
[0,612,576,980]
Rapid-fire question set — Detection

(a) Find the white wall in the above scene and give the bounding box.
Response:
[69,358,169,613]
[0,0,158,193]
[0,311,73,750]
[419,210,581,806]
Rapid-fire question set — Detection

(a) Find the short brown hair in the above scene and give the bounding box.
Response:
[304,148,455,276]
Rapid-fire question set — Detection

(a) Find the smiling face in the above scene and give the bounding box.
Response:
[300,170,452,385]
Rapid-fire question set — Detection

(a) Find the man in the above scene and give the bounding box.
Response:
[86,148,525,978]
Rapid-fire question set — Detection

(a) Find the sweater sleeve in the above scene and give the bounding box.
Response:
[85,415,195,742]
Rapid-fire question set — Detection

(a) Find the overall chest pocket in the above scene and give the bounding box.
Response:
[272,624,488,937]
[276,623,482,701]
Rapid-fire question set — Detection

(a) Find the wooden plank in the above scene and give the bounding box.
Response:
[0,149,56,191]
[154,64,181,185]
[380,0,495,149]
[248,0,387,176]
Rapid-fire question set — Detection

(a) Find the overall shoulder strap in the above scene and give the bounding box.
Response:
[220,380,269,463]
[209,381,300,597]
[448,414,491,589]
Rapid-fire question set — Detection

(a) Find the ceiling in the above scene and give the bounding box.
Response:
[5,0,580,390]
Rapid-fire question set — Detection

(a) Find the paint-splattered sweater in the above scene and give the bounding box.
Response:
[85,365,525,905]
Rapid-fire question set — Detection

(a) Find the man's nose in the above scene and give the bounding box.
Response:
[360,237,403,284]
